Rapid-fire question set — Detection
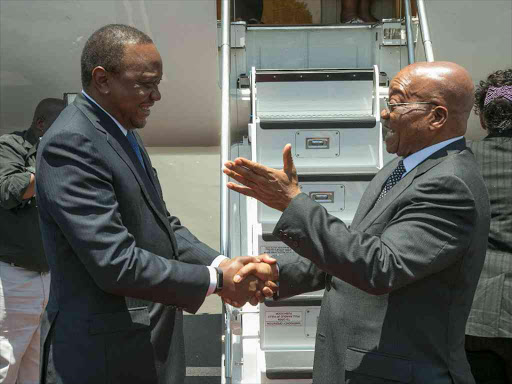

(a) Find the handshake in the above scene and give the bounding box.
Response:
[216,254,279,307]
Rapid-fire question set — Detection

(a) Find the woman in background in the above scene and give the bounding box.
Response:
[465,69,512,384]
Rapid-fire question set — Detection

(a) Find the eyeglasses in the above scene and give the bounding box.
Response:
[384,97,437,112]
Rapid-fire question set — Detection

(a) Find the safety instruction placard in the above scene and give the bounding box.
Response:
[259,245,296,257]
[265,311,303,327]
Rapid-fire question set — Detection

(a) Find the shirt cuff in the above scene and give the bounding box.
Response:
[205,255,228,296]
[211,255,228,268]
[206,266,217,296]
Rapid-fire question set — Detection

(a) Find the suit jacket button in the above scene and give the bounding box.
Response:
[293,241,299,247]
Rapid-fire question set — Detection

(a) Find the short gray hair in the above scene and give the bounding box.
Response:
[81,24,153,88]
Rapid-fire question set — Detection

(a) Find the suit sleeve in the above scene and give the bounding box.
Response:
[150,166,220,266]
[169,215,220,265]
[274,252,326,300]
[37,131,210,312]
[0,136,32,210]
[273,174,478,296]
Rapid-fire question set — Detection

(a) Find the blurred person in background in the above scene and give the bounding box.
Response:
[0,98,65,384]
[232,0,263,24]
[341,0,379,23]
[465,68,512,384]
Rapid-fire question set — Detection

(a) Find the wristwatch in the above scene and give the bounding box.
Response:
[214,267,223,293]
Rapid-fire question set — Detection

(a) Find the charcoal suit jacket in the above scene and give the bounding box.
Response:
[35,93,219,384]
[273,138,490,384]
[466,132,512,338]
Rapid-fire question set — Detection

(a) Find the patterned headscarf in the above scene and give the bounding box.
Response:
[484,85,512,106]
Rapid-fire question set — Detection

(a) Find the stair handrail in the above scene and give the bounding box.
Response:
[417,0,435,62]
[219,0,232,381]
[404,0,415,63]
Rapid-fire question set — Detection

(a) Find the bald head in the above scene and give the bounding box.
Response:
[398,61,474,135]
[382,62,474,157]
[31,98,66,137]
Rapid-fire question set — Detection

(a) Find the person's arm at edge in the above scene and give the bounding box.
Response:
[0,136,34,209]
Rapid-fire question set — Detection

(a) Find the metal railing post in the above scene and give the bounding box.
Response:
[404,0,415,64]
[417,0,435,62]
[220,0,232,381]
[220,0,231,258]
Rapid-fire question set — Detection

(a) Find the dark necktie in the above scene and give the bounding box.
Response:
[377,160,406,202]
[126,131,145,170]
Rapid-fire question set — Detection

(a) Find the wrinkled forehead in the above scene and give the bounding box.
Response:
[389,70,414,96]
[389,68,433,98]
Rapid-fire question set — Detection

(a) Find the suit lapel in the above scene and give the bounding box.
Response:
[73,94,176,249]
[351,158,400,228]
[355,138,467,231]
[130,132,180,250]
[356,166,416,231]
[105,128,165,215]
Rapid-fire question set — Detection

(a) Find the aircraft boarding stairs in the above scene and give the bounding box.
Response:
[219,15,424,384]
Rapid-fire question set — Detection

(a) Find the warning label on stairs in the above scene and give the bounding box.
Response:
[265,311,303,327]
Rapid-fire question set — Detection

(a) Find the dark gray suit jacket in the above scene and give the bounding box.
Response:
[273,139,490,384]
[466,133,512,339]
[36,94,219,384]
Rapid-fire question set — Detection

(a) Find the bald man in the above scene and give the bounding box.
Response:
[224,62,491,384]
[0,98,65,384]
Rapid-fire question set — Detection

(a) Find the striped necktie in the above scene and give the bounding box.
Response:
[126,131,145,170]
[377,160,406,202]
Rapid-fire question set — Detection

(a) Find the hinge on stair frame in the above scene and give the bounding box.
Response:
[237,74,250,89]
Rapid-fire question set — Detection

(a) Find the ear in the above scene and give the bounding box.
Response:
[430,105,448,131]
[91,66,111,95]
[36,117,45,132]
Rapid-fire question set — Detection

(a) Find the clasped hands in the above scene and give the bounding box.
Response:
[217,254,278,307]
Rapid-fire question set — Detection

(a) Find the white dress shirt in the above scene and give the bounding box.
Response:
[81,90,226,296]
[401,136,464,178]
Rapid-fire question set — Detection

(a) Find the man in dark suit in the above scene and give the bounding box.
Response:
[224,62,491,383]
[465,69,512,383]
[36,24,274,384]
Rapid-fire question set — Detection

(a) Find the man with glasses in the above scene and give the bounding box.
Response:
[223,62,491,383]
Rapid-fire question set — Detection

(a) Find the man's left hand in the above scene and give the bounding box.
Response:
[223,144,300,212]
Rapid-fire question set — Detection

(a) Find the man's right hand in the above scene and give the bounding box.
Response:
[22,173,36,200]
[230,254,279,305]
[234,254,278,284]
[218,255,278,307]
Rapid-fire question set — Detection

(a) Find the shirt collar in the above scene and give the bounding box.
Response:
[81,90,128,136]
[23,128,39,147]
[402,136,463,176]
